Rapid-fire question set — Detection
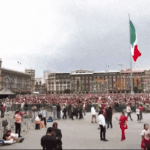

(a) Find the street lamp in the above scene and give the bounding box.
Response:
[106,64,109,94]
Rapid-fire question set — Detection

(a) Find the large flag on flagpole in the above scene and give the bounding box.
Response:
[130,20,141,62]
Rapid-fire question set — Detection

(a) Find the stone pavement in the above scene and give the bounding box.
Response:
[0,112,148,149]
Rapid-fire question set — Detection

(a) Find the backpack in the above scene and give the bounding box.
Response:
[47,117,53,122]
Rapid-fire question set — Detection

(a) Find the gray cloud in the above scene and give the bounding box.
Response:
[0,0,150,77]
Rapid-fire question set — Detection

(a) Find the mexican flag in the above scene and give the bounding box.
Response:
[130,20,141,61]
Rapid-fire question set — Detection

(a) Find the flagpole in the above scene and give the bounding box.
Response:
[129,14,134,95]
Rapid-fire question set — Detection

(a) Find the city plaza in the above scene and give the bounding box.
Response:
[0,0,150,149]
[0,110,147,149]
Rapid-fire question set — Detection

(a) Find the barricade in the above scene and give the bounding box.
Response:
[0,112,35,139]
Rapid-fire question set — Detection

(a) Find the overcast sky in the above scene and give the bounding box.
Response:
[0,0,150,77]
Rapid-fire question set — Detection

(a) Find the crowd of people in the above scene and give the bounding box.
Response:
[1,93,150,109]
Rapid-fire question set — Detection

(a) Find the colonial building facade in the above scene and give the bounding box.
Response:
[0,59,32,94]
[47,69,150,94]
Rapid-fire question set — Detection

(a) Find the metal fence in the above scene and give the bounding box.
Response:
[0,112,35,139]
[11,104,51,112]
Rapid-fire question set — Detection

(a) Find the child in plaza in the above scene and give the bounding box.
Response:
[141,124,150,150]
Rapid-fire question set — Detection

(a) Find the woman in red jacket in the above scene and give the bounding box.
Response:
[119,111,128,141]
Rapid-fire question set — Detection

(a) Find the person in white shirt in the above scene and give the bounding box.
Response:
[83,103,86,116]
[126,105,133,121]
[141,124,150,149]
[98,111,108,141]
[136,106,140,121]
[39,107,47,127]
[91,105,97,123]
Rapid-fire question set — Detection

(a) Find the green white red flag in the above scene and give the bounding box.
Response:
[130,20,141,61]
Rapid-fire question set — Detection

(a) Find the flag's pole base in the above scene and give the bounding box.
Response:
[131,91,134,95]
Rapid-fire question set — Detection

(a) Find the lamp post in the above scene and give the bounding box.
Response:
[106,65,109,94]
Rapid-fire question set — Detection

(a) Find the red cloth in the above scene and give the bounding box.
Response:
[120,115,128,140]
[141,139,150,150]
[139,106,143,111]
[1,106,6,111]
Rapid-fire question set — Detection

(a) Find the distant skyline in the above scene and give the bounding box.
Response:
[0,0,150,78]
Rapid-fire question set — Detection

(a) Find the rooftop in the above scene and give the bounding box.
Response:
[1,68,31,76]
[121,69,145,73]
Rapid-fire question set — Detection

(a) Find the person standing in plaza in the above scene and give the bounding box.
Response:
[57,103,61,119]
[78,104,83,120]
[141,124,150,150]
[83,102,86,116]
[68,103,71,118]
[91,105,97,123]
[136,106,140,121]
[52,122,62,150]
[52,104,57,120]
[126,104,133,121]
[62,104,67,119]
[119,111,128,141]
[98,111,108,141]
[71,104,75,120]
[139,104,143,121]
[1,104,5,118]
[106,106,113,129]
[41,127,57,150]
[39,107,47,127]
[15,111,22,137]
[74,105,78,119]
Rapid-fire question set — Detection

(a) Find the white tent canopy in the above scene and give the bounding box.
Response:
[0,87,15,95]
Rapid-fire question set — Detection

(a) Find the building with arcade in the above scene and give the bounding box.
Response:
[47,69,150,94]
[0,59,33,94]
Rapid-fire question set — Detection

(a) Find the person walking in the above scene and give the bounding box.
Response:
[98,111,108,141]
[126,105,133,121]
[91,105,97,123]
[15,111,22,137]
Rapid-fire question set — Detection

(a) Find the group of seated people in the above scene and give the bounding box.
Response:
[1,130,24,144]
[41,122,62,150]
